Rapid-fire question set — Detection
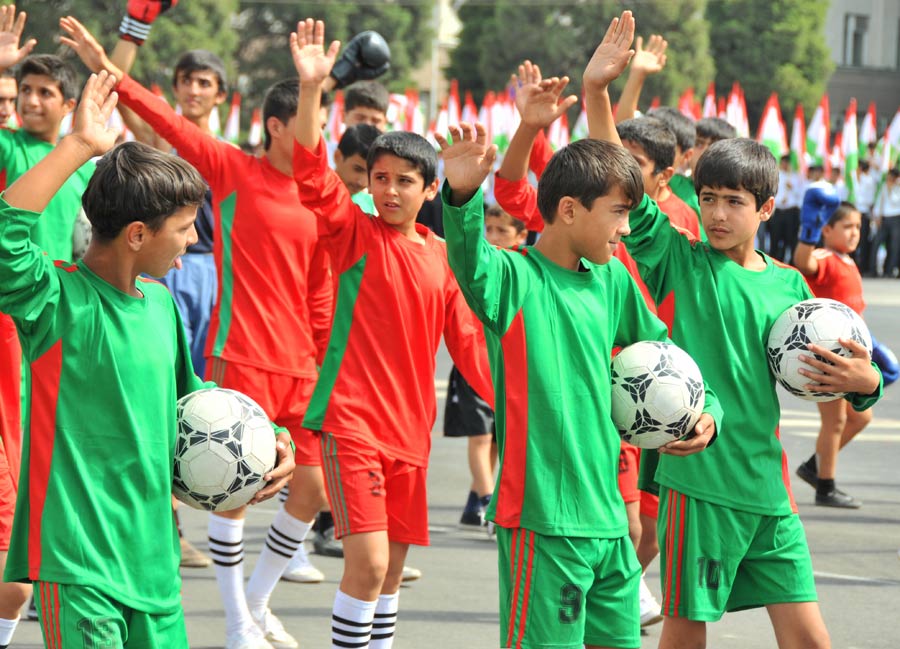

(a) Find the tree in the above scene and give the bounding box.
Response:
[707,0,832,129]
[448,0,713,112]
[14,0,238,93]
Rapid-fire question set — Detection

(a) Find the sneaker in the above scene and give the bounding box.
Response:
[401,565,422,582]
[639,576,663,627]
[179,537,212,568]
[224,624,275,649]
[816,489,862,508]
[281,544,325,583]
[460,492,492,528]
[486,520,496,541]
[312,526,344,558]
[796,456,818,489]
[251,608,298,649]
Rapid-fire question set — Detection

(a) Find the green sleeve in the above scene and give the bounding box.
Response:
[441,181,529,335]
[623,193,698,305]
[0,129,14,168]
[0,194,60,347]
[669,174,707,242]
[847,361,883,412]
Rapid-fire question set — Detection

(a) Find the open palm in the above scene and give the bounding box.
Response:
[0,5,35,71]
[583,11,635,89]
[71,71,119,157]
[290,19,340,85]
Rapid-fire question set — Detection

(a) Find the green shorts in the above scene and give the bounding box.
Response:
[657,487,817,622]
[33,581,188,649]
[496,527,640,649]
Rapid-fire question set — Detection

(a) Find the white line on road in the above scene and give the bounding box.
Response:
[814,570,900,586]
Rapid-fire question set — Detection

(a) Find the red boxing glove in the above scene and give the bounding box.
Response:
[119,0,178,45]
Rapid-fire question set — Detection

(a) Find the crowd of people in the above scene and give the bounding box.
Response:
[0,3,893,649]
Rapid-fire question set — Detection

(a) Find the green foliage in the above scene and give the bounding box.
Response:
[448,0,713,114]
[707,0,832,128]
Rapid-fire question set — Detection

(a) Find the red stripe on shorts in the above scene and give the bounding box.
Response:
[674,492,686,616]
[514,530,535,649]
[506,528,525,648]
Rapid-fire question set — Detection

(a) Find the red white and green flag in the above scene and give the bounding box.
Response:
[841,99,859,202]
[461,90,478,125]
[324,90,344,143]
[247,108,262,147]
[859,101,877,147]
[756,93,788,159]
[224,93,241,144]
[547,111,570,151]
[806,94,830,173]
[571,93,588,142]
[702,82,716,118]
[790,104,807,175]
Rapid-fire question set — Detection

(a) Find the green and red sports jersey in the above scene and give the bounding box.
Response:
[0,128,93,261]
[442,184,722,537]
[0,197,204,613]
[658,192,701,240]
[806,249,865,315]
[115,75,333,378]
[667,174,707,243]
[293,140,493,467]
[625,194,882,516]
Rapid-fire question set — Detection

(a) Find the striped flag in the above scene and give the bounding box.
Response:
[387,93,406,132]
[448,79,461,126]
[859,101,877,147]
[324,90,344,143]
[702,82,716,118]
[806,94,831,173]
[406,89,425,135]
[461,90,478,125]
[478,91,494,142]
[208,105,221,136]
[678,88,696,121]
[790,104,807,175]
[841,99,859,202]
[571,93,588,142]
[756,93,787,159]
[247,108,262,147]
[547,111,570,151]
[223,93,241,143]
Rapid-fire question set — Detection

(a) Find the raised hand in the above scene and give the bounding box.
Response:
[60,16,121,77]
[70,71,119,157]
[799,338,882,396]
[512,60,542,118]
[0,5,36,71]
[289,18,340,86]
[435,122,498,200]
[583,10,635,90]
[517,75,578,131]
[630,34,667,77]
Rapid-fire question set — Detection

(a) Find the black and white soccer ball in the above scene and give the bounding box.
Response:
[766,298,872,402]
[610,341,705,449]
[173,388,277,511]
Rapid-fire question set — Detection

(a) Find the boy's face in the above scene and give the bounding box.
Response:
[568,185,632,266]
[345,106,387,132]
[139,206,199,278]
[0,77,17,124]
[368,153,438,227]
[823,211,861,254]
[334,151,369,195]
[621,139,671,201]
[699,185,773,255]
[173,69,226,122]
[485,216,526,249]
[17,74,75,139]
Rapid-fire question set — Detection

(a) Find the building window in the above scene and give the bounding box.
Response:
[843,14,869,66]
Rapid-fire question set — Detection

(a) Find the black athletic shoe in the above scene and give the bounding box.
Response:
[460,509,485,527]
[796,456,818,489]
[815,489,862,508]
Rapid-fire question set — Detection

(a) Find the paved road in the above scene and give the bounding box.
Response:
[13,279,900,648]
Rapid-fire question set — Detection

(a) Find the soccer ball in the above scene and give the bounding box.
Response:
[173,388,277,511]
[610,341,705,449]
[766,298,872,402]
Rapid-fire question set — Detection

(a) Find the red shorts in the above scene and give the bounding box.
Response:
[0,441,17,551]
[207,357,320,466]
[618,442,660,519]
[319,432,429,546]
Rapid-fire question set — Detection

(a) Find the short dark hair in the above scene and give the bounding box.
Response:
[647,106,696,151]
[82,142,207,241]
[172,50,228,94]
[780,154,791,164]
[17,55,78,101]
[827,201,859,227]
[695,117,737,143]
[485,205,525,233]
[888,167,900,180]
[367,131,437,186]
[345,80,389,115]
[262,78,299,151]
[859,160,870,172]
[338,123,381,159]
[617,117,676,174]
[693,138,778,210]
[537,139,643,225]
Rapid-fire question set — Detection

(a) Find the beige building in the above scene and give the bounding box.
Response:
[825,0,900,131]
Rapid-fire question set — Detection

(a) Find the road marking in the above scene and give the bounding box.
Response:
[814,571,900,586]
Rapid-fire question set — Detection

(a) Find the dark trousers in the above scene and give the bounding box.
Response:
[871,214,900,277]
[853,212,874,274]
[769,207,800,263]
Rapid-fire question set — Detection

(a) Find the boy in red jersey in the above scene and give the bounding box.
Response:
[0,70,294,649]
[290,19,492,648]
[61,18,333,649]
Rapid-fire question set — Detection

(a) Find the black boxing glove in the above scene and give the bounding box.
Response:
[330,31,391,89]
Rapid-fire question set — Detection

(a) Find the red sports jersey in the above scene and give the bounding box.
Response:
[294,140,493,467]
[115,75,332,377]
[805,248,865,315]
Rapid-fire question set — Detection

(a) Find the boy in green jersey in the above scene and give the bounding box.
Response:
[0,71,295,649]
[438,14,722,648]
[583,14,884,649]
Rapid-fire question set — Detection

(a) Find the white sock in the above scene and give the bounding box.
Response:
[369,591,399,648]
[332,589,376,649]
[245,506,313,615]
[0,616,18,648]
[208,514,253,634]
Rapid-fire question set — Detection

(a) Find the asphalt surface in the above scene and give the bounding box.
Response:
[12,278,900,648]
